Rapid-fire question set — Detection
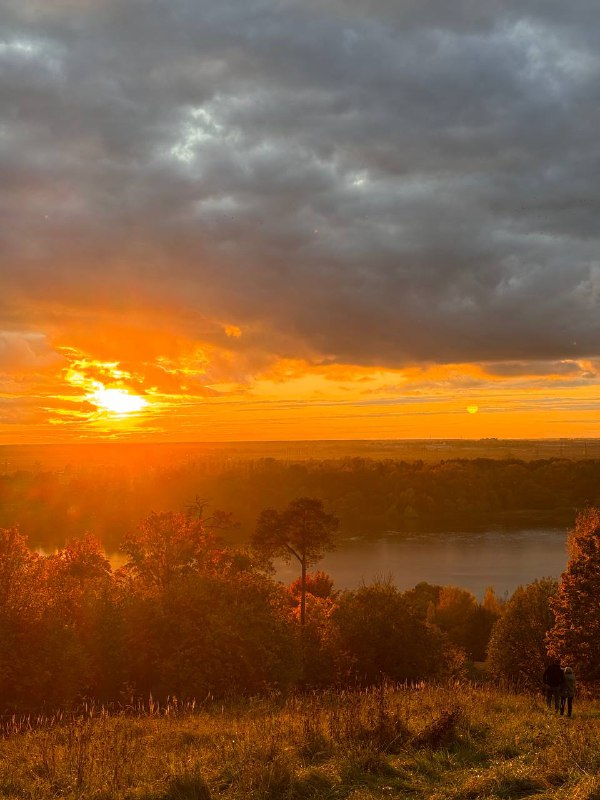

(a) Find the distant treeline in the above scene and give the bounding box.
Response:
[1,458,598,551]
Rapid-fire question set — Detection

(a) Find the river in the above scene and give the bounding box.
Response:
[274,527,569,599]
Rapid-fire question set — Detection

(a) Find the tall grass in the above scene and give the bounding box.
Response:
[0,683,598,799]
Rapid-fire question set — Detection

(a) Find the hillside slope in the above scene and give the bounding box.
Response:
[1,684,599,799]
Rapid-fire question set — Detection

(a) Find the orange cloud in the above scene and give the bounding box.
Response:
[2,324,600,443]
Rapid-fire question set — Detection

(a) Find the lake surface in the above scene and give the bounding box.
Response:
[275,528,569,599]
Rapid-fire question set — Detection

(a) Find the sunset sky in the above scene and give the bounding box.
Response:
[2,0,600,442]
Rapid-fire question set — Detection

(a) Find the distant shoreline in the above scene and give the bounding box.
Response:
[2,437,600,474]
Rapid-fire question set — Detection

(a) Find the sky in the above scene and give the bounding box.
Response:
[1,0,600,443]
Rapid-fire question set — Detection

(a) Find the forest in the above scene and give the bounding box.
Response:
[2,457,600,552]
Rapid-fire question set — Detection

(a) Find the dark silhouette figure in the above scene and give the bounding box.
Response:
[543,660,565,711]
[560,666,575,717]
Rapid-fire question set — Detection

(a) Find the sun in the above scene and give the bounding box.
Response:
[89,387,148,415]
[466,405,479,414]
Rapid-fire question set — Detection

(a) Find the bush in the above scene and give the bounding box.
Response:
[331,580,450,684]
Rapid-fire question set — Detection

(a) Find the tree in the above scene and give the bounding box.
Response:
[429,587,478,650]
[0,527,43,710]
[486,578,557,689]
[331,580,448,684]
[402,582,442,619]
[121,568,298,699]
[428,586,498,661]
[0,526,39,612]
[253,498,339,624]
[547,508,600,685]
[49,535,111,588]
[42,536,117,705]
[288,570,336,603]
[120,511,224,590]
[482,585,505,618]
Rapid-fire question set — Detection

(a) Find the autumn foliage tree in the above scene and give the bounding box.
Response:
[253,498,339,624]
[402,582,501,662]
[288,570,336,603]
[0,527,42,708]
[429,586,499,661]
[37,536,115,706]
[486,578,557,688]
[0,530,121,710]
[547,508,600,685]
[0,526,39,613]
[120,510,298,698]
[120,510,227,590]
[331,580,448,684]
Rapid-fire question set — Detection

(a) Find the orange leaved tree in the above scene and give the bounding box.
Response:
[548,507,600,685]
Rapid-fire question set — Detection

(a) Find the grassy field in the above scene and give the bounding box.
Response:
[1,684,598,800]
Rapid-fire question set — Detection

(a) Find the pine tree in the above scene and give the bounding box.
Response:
[547,508,600,684]
[253,498,338,625]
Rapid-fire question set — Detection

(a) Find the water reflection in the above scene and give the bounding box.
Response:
[275,528,568,599]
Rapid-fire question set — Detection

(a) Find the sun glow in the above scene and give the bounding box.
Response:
[61,358,150,419]
[88,387,148,415]
[19,348,596,442]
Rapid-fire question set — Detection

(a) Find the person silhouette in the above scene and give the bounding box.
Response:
[543,660,565,712]
[560,666,575,717]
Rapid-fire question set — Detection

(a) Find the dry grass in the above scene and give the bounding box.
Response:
[0,683,598,799]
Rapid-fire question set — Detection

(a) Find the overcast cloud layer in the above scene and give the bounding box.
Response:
[2,0,600,369]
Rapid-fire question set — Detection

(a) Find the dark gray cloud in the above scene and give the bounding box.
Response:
[1,0,600,367]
